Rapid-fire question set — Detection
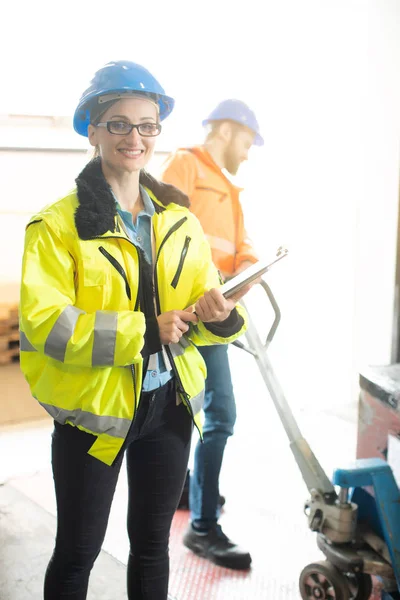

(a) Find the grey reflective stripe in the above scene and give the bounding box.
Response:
[19,331,37,352]
[161,346,172,371]
[92,311,118,366]
[169,336,190,359]
[44,305,85,362]
[188,388,205,416]
[205,234,235,255]
[39,402,131,438]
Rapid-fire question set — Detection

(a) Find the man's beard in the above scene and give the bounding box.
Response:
[223,146,240,176]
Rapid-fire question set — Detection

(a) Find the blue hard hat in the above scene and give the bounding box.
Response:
[202,99,264,146]
[73,60,175,137]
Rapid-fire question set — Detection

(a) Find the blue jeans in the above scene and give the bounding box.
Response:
[189,344,236,528]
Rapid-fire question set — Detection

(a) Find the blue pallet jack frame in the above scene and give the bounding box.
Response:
[235,259,400,600]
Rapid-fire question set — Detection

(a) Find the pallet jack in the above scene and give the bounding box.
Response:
[234,262,400,600]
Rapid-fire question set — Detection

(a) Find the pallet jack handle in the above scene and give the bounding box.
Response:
[262,280,281,346]
[234,278,337,502]
[232,279,281,356]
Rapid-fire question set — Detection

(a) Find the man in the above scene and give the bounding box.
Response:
[160,99,263,570]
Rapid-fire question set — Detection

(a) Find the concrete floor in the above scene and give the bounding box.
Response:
[0,484,128,600]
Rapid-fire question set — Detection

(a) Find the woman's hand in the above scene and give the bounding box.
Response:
[194,285,251,323]
[157,309,198,344]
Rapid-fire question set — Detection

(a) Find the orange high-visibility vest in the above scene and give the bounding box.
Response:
[160,146,257,277]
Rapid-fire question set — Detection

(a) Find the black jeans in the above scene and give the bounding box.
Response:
[44,379,192,600]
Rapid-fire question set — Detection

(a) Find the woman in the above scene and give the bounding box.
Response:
[19,60,249,600]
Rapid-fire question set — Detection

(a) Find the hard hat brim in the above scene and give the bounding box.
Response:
[74,91,174,137]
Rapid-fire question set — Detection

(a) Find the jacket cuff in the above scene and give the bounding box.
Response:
[141,316,162,358]
[203,308,244,337]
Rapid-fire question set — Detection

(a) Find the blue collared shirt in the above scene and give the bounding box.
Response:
[115,186,173,391]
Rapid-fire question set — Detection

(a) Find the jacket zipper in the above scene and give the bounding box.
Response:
[154,218,199,433]
[171,236,191,289]
[95,224,199,440]
[98,246,131,300]
[155,216,188,258]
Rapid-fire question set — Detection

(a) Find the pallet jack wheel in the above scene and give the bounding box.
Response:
[299,560,350,600]
[346,572,373,600]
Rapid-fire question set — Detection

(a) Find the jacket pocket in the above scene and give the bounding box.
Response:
[98,246,131,300]
[83,265,107,287]
[171,236,191,289]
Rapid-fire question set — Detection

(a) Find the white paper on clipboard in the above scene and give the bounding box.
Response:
[219,247,288,299]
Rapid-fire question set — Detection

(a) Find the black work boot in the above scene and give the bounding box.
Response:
[183,523,252,570]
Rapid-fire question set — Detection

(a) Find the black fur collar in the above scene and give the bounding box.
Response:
[74,157,190,240]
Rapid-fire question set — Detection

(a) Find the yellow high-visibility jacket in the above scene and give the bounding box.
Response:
[19,159,247,465]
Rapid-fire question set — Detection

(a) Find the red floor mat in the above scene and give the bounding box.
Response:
[168,510,383,600]
[169,509,306,600]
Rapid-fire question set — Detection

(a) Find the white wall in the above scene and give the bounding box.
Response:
[245,2,400,412]
[354,2,400,368]
[0,150,85,283]
[228,1,400,411]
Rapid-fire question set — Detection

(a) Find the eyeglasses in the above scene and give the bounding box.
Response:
[96,121,162,137]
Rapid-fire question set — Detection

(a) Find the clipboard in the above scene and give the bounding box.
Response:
[219,247,288,299]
